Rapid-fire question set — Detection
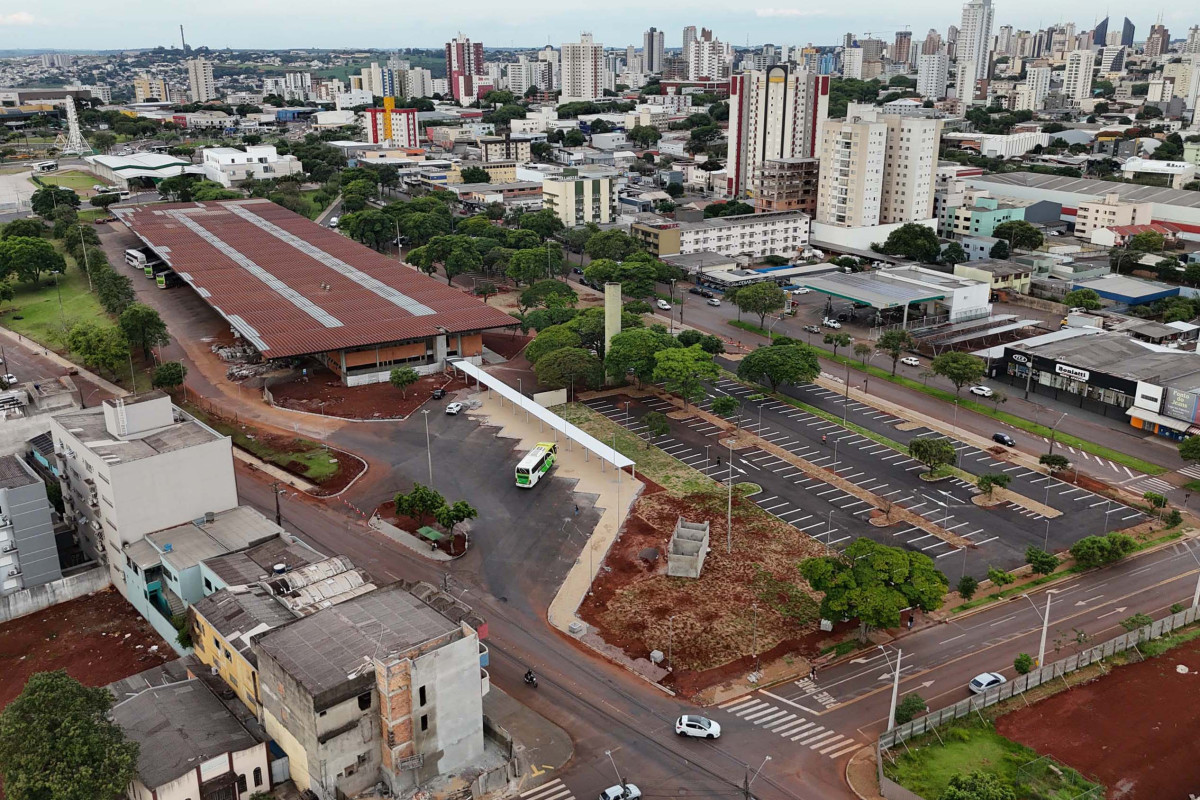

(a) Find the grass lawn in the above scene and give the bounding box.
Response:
[883,717,1099,800]
[76,208,108,222]
[0,266,108,350]
[38,171,100,191]
[183,403,340,484]
[297,189,331,220]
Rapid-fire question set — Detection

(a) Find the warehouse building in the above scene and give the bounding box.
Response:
[115,200,516,386]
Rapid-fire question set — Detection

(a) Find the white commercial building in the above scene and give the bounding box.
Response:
[186,58,216,103]
[335,88,373,110]
[49,392,237,596]
[917,53,949,99]
[562,33,606,103]
[1063,49,1096,102]
[201,145,303,187]
[941,130,1051,158]
[725,66,829,198]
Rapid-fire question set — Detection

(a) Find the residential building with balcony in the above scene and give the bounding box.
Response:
[0,455,59,595]
[49,391,237,596]
[479,135,532,163]
[751,157,819,215]
[632,210,810,259]
[201,146,302,188]
[254,581,489,799]
[541,168,616,227]
[1074,191,1154,238]
[939,193,1025,238]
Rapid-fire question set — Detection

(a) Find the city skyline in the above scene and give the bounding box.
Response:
[5,1,1195,51]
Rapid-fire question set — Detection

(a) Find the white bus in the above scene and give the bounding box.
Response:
[124,249,148,269]
[32,160,58,173]
[515,442,558,488]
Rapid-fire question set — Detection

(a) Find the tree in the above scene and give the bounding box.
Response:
[1069,532,1136,569]
[629,124,662,149]
[583,257,657,300]
[931,351,985,396]
[1025,546,1060,576]
[1,218,45,239]
[642,411,670,448]
[957,575,979,600]
[118,303,170,359]
[151,361,187,391]
[67,322,129,378]
[992,220,1044,251]
[1014,653,1034,674]
[941,241,968,266]
[89,193,121,211]
[0,670,138,800]
[1128,230,1165,253]
[737,344,819,392]
[989,239,1009,260]
[976,473,1011,498]
[445,241,482,286]
[873,223,941,262]
[798,538,949,641]
[340,209,393,251]
[908,436,957,477]
[389,366,419,398]
[395,483,446,526]
[518,209,566,241]
[30,187,79,219]
[526,325,582,365]
[533,347,602,393]
[90,131,117,153]
[894,693,927,725]
[1063,288,1102,310]
[939,771,1015,800]
[521,279,578,311]
[0,237,66,285]
[584,229,640,261]
[1180,435,1200,464]
[987,566,1014,587]
[1039,453,1070,473]
[434,500,478,533]
[653,345,719,408]
[475,281,498,304]
[875,329,914,376]
[732,282,787,328]
[94,266,135,314]
[853,342,872,363]
[459,166,491,183]
[823,332,852,359]
[711,396,740,424]
[605,327,676,385]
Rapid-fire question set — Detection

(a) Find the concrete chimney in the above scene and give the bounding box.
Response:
[603,282,622,379]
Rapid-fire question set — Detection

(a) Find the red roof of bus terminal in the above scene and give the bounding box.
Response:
[115,199,516,358]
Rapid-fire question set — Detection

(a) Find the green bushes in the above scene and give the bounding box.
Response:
[1069,532,1137,569]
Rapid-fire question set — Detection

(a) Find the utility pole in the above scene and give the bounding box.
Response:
[726,437,733,553]
[270,481,282,526]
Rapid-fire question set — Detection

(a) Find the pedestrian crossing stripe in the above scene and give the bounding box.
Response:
[520,778,575,800]
[718,696,859,759]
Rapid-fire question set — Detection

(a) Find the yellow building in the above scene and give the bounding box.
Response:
[190,585,298,718]
[132,74,170,103]
[542,168,616,228]
[448,160,516,184]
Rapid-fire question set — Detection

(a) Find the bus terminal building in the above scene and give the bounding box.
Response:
[991,329,1200,440]
[115,200,516,385]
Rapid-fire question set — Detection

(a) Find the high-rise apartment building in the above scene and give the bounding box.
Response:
[725,65,830,198]
[363,101,420,148]
[996,25,1014,56]
[1186,26,1200,54]
[446,33,486,102]
[917,54,949,99]
[1099,46,1126,73]
[132,74,169,103]
[816,108,942,228]
[1146,24,1170,58]
[1015,66,1051,110]
[683,26,698,61]
[842,47,864,79]
[893,31,913,64]
[923,29,944,55]
[561,33,605,103]
[186,58,216,103]
[956,0,993,100]
[688,31,733,81]
[643,27,664,73]
[1063,49,1096,101]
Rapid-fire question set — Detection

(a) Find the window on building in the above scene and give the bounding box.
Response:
[358,692,371,711]
[253,767,263,787]
[237,775,247,794]
[204,578,212,591]
[420,714,429,732]
[224,649,231,661]
[419,686,427,706]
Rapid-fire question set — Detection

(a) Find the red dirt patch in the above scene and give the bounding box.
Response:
[483,331,533,361]
[995,635,1200,799]
[267,366,470,420]
[0,588,173,708]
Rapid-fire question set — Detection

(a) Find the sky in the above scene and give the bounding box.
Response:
[3,1,1193,51]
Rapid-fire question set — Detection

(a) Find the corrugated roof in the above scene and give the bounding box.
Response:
[116,200,517,358]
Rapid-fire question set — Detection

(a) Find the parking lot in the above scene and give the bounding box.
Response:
[584,374,1147,579]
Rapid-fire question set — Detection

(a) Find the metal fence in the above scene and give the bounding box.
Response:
[879,604,1199,750]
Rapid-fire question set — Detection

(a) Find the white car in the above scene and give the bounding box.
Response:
[445,402,464,415]
[969,385,994,398]
[791,287,810,295]
[706,298,721,307]
[822,318,841,329]
[656,299,672,311]
[598,785,642,800]
[900,356,920,367]
[0,374,15,385]
[675,715,721,739]
[968,672,1007,694]
[329,216,340,228]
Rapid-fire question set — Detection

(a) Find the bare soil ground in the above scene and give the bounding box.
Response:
[376,499,468,557]
[995,634,1200,800]
[0,588,173,708]
[578,481,828,689]
[268,366,470,420]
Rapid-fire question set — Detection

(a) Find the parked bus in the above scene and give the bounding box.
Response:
[515,442,558,488]
[32,160,58,173]
[156,270,183,289]
[124,248,148,269]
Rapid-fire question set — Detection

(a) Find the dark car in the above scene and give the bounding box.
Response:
[689,287,704,295]
[992,432,1015,447]
[432,388,446,399]
[573,267,584,274]
[700,290,715,298]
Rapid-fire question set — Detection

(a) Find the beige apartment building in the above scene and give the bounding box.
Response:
[1074,192,1154,237]
[542,169,615,227]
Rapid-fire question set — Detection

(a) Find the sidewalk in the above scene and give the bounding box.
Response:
[483,687,574,794]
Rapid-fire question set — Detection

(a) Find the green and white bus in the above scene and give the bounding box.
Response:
[516,442,558,488]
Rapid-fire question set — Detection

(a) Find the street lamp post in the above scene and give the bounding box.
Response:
[1047,412,1068,456]
[1021,592,1055,667]
[842,359,851,424]
[422,409,433,486]
[727,438,733,554]
[826,509,835,545]
[752,602,759,674]
[668,615,675,672]
[604,751,623,788]
[880,646,903,730]
[705,444,710,474]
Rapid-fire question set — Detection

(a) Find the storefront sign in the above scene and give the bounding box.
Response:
[1164,387,1200,425]
[1011,353,1029,364]
[1055,363,1090,382]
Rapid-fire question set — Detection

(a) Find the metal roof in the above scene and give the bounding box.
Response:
[970,172,1200,210]
[115,200,517,358]
[801,273,945,309]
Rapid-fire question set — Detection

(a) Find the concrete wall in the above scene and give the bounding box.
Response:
[0,564,109,623]
[413,629,485,786]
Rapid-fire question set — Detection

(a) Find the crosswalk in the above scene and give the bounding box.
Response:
[1179,464,1200,481]
[717,695,861,759]
[520,778,576,800]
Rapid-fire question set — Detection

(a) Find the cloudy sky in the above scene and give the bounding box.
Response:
[3,1,1191,51]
